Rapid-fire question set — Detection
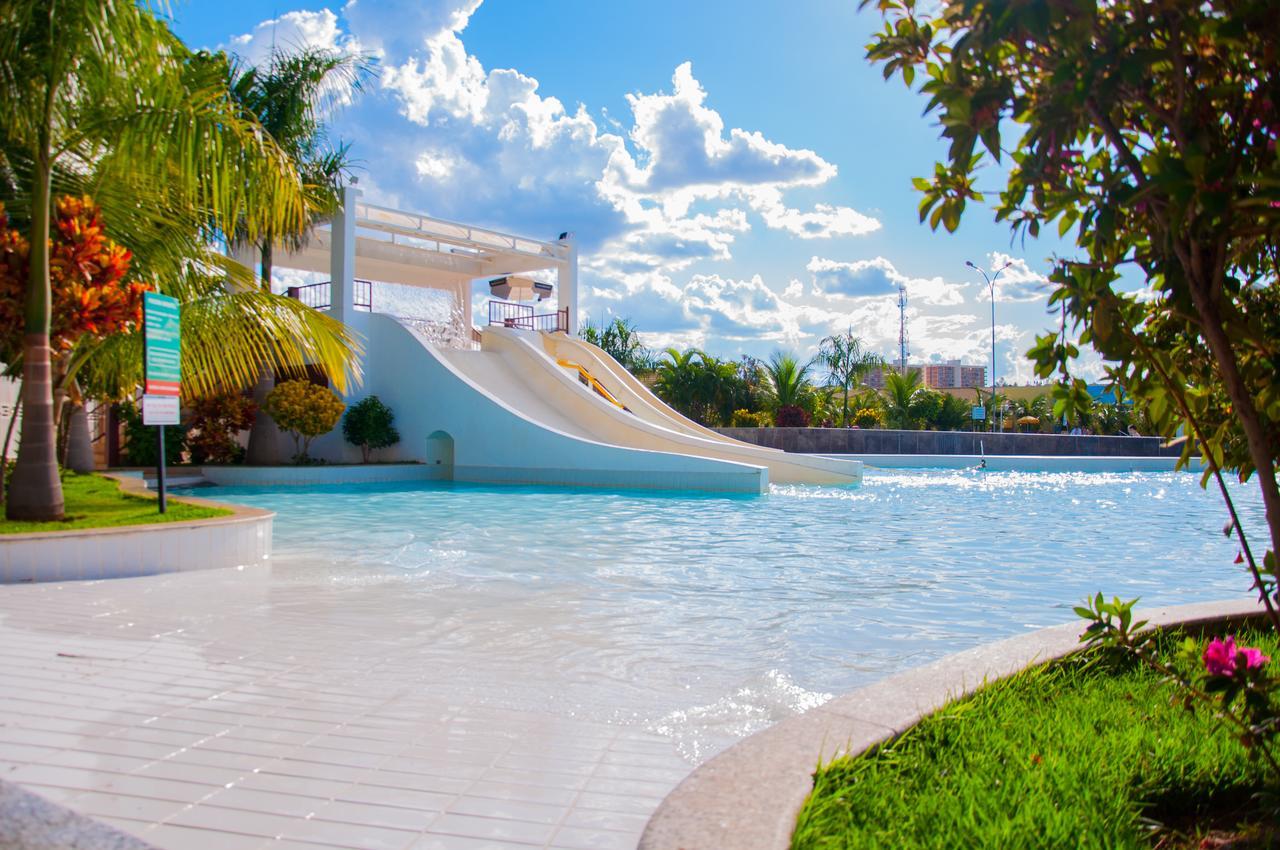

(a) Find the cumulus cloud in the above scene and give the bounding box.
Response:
[226,9,371,106]
[225,3,1033,371]
[807,256,966,306]
[984,252,1052,303]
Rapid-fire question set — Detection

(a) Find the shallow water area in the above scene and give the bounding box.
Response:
[185,467,1261,763]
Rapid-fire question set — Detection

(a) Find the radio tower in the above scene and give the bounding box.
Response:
[897,285,909,373]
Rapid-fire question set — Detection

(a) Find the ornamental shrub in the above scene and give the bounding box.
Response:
[730,408,772,428]
[119,401,185,466]
[342,395,400,463]
[262,380,344,464]
[775,405,810,428]
[186,392,255,465]
[852,407,883,429]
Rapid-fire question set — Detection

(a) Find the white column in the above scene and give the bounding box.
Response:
[228,241,258,289]
[557,232,578,335]
[330,185,361,326]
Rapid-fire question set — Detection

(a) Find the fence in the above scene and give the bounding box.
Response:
[487,300,568,333]
[286,280,373,312]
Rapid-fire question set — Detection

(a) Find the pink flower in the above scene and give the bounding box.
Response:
[1203,635,1271,677]
[1240,646,1270,671]
[1204,636,1237,676]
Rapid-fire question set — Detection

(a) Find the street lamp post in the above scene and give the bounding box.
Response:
[966,259,1012,432]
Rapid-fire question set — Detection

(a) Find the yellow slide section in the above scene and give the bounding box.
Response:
[556,359,629,411]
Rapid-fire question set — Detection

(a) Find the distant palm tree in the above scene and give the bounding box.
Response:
[654,347,708,421]
[763,352,815,426]
[1,0,310,520]
[881,370,923,429]
[817,331,884,426]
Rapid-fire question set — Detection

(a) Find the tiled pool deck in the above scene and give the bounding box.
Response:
[0,567,691,850]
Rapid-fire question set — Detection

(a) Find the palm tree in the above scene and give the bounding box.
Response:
[817,331,884,426]
[654,348,706,421]
[881,369,923,429]
[229,46,372,289]
[1,2,309,520]
[762,352,815,426]
[229,46,372,464]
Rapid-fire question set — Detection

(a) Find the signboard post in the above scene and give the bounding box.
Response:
[143,292,181,513]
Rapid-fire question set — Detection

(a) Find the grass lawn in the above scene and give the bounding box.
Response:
[0,473,229,534]
[794,631,1280,850]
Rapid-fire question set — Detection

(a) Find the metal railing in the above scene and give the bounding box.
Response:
[286,279,373,311]
[487,300,568,333]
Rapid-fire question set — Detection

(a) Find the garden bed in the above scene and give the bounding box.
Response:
[0,472,228,534]
[792,631,1279,850]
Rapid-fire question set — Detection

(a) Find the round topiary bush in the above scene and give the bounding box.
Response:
[342,395,400,463]
[262,380,344,464]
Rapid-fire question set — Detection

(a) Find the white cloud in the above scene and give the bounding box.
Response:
[807,256,966,306]
[225,3,1053,375]
[226,9,372,107]
[984,252,1052,303]
[747,188,880,239]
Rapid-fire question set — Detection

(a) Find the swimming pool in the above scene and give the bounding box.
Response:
[185,467,1263,763]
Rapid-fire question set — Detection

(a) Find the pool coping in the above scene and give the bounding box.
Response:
[0,473,271,543]
[0,778,158,850]
[0,474,274,583]
[638,597,1267,850]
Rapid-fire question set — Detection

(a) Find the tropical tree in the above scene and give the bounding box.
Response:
[933,392,972,432]
[228,46,372,463]
[817,331,884,426]
[865,0,1280,777]
[865,0,1280,580]
[581,317,654,375]
[654,348,707,422]
[0,0,310,520]
[881,369,924,430]
[762,352,816,427]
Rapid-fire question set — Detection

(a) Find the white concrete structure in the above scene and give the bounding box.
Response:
[261,193,862,492]
[0,476,272,584]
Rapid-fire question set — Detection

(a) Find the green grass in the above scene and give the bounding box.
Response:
[0,472,229,534]
[793,631,1280,850]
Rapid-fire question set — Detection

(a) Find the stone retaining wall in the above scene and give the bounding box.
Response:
[716,427,1185,457]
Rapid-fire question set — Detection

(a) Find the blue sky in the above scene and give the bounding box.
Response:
[170,0,1085,383]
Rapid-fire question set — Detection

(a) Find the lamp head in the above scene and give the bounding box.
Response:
[965,260,977,269]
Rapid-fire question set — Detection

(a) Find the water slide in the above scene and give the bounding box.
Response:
[447,326,862,486]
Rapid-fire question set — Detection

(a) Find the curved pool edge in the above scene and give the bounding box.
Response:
[0,778,159,850]
[0,474,273,583]
[638,597,1266,850]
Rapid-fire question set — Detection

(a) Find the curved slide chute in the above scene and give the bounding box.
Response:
[332,314,861,493]
[477,327,861,486]
[538,331,862,485]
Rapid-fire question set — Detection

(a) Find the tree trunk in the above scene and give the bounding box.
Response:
[244,236,279,465]
[65,403,95,474]
[1186,272,1280,563]
[7,151,64,521]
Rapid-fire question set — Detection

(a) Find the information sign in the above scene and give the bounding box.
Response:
[972,405,986,421]
[143,292,181,396]
[142,394,180,426]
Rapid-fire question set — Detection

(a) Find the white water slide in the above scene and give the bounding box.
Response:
[417,323,862,491]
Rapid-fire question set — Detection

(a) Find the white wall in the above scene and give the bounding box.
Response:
[301,313,767,493]
[0,373,19,462]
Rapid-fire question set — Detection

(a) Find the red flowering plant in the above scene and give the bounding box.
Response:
[0,197,149,358]
[0,196,151,423]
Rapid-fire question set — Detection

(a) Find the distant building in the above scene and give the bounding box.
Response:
[864,364,922,389]
[921,360,987,389]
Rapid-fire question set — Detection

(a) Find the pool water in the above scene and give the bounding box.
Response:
[186,468,1264,763]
